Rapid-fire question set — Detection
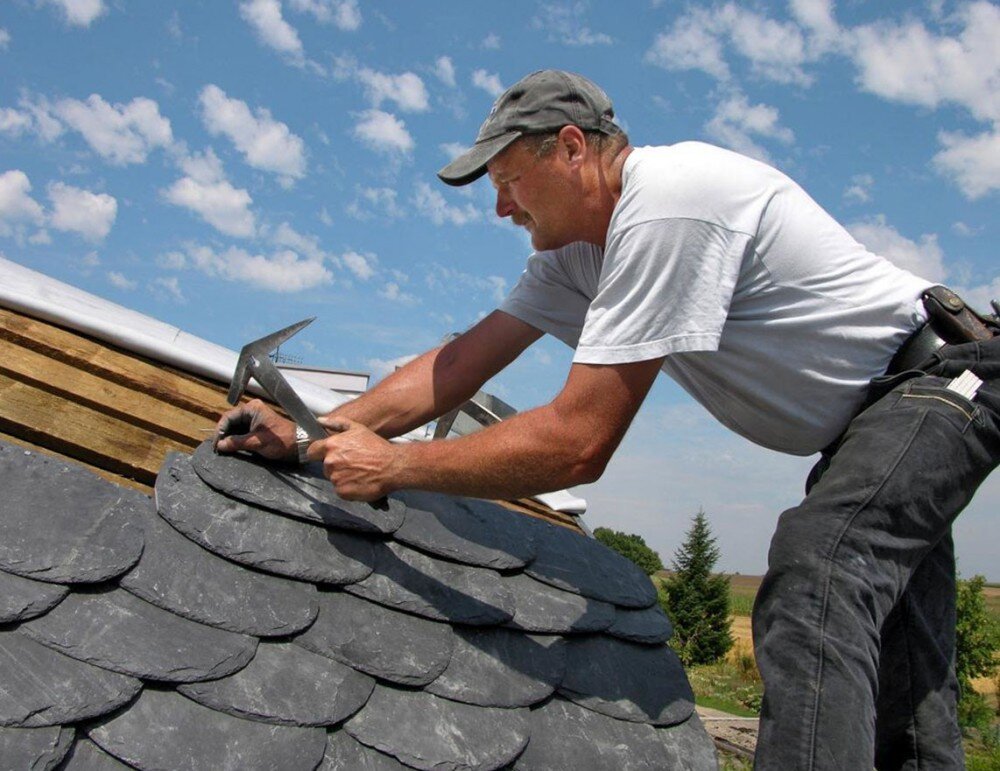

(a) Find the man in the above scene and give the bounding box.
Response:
[217,70,999,768]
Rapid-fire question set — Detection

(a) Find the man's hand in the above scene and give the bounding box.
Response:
[311,416,401,501]
[214,399,297,461]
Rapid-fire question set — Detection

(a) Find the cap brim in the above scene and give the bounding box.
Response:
[436,131,523,187]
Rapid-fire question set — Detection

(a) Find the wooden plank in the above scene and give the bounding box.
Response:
[0,307,235,419]
[0,373,190,484]
[0,337,218,444]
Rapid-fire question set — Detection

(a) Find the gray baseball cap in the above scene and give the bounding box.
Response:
[437,69,621,187]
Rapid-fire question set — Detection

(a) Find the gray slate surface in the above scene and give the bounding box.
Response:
[0,438,717,769]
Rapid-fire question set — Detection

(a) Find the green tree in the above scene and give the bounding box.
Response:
[661,510,733,665]
[955,574,1000,730]
[594,527,664,575]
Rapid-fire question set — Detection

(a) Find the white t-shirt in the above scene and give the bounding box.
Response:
[499,142,932,455]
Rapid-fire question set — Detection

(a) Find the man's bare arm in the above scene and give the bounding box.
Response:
[316,355,665,501]
[215,311,541,458]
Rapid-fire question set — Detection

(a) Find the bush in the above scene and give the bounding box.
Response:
[956,574,1000,730]
[593,527,664,575]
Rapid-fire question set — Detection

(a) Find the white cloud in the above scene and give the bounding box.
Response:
[439,142,468,161]
[705,93,794,163]
[850,2,1000,124]
[271,221,329,262]
[378,282,419,305]
[289,0,361,30]
[646,9,730,81]
[352,110,414,154]
[413,181,481,226]
[932,127,1000,200]
[162,148,256,238]
[843,173,874,204]
[0,28,10,49]
[365,353,419,382]
[847,215,946,282]
[0,170,45,235]
[346,186,404,220]
[356,68,429,112]
[424,264,508,303]
[481,33,501,50]
[47,181,117,241]
[184,243,333,292]
[433,56,456,88]
[239,0,304,62]
[199,85,306,184]
[107,271,136,290]
[52,94,173,165]
[341,250,376,281]
[43,0,106,27]
[724,5,812,86]
[534,2,613,46]
[0,108,32,136]
[471,70,504,98]
[150,276,186,303]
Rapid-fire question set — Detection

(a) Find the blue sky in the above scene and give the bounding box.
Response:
[1,0,997,578]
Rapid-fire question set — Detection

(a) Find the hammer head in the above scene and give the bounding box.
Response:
[227,317,315,405]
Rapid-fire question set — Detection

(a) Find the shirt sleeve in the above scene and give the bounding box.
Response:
[574,217,753,364]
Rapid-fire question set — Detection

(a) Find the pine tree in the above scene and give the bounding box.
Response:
[593,527,664,575]
[661,509,733,665]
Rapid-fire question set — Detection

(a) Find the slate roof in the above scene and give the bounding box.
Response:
[0,438,718,770]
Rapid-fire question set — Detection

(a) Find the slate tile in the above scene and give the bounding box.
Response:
[119,506,318,637]
[191,440,405,534]
[607,603,674,645]
[347,540,515,626]
[20,586,257,683]
[0,568,68,623]
[502,572,615,634]
[0,444,144,585]
[178,640,375,727]
[294,590,454,686]
[425,628,566,708]
[346,685,530,771]
[524,520,658,609]
[156,453,374,585]
[391,490,536,570]
[87,688,327,771]
[0,630,141,728]
[59,737,135,770]
[321,730,411,770]
[513,697,715,771]
[0,725,74,769]
[558,636,695,726]
[654,713,720,770]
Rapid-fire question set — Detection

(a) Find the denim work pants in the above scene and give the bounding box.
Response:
[752,337,1000,770]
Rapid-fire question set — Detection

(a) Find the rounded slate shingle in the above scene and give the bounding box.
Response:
[558,636,695,726]
[87,688,327,771]
[20,586,257,683]
[0,445,144,585]
[524,519,658,608]
[156,453,375,585]
[425,628,566,708]
[60,737,135,769]
[0,568,68,623]
[119,506,319,637]
[346,685,530,771]
[346,540,515,626]
[0,630,141,728]
[321,730,411,770]
[191,440,405,534]
[607,604,675,645]
[293,590,454,687]
[177,641,375,727]
[391,490,537,569]
[502,572,616,634]
[0,725,74,769]
[513,697,715,771]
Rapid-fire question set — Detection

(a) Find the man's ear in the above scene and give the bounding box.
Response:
[557,125,587,167]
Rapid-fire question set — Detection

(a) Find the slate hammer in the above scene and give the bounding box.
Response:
[227,318,328,441]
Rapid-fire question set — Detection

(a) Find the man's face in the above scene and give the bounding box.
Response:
[487,138,576,252]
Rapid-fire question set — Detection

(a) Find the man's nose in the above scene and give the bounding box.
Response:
[495,189,515,218]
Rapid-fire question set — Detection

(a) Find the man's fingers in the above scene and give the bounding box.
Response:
[318,416,354,433]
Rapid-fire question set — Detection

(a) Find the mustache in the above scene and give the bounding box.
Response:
[512,213,532,227]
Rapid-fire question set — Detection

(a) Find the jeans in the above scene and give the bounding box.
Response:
[752,336,1000,770]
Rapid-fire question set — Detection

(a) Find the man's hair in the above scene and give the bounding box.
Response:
[522,128,629,160]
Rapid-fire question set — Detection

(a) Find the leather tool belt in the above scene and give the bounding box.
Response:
[886,286,999,375]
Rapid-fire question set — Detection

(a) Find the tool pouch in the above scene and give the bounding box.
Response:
[922,286,999,344]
